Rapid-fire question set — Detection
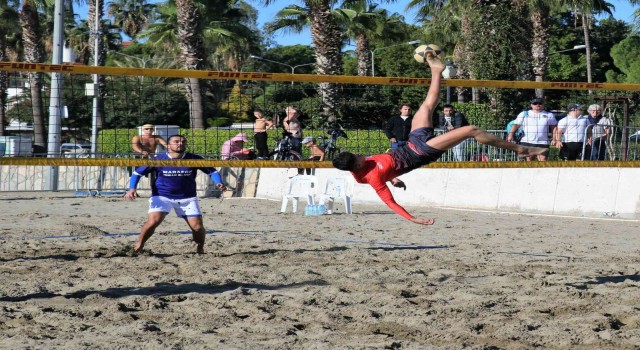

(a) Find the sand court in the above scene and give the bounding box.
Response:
[1,192,639,349]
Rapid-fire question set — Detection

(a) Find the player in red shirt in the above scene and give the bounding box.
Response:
[332,57,546,225]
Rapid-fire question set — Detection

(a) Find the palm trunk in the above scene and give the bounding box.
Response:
[355,33,370,77]
[309,1,342,124]
[20,0,46,147]
[0,38,7,136]
[455,13,471,103]
[530,6,550,99]
[176,0,206,129]
[582,13,592,84]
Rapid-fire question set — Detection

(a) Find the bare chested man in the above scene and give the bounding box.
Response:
[132,124,167,158]
[253,109,273,159]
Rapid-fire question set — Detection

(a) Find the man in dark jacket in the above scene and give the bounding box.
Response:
[438,104,470,161]
[385,104,413,150]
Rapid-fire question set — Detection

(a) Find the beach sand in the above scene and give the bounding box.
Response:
[1,192,639,349]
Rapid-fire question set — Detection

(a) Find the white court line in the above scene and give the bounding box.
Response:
[425,206,640,223]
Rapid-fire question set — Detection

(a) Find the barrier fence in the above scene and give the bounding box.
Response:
[1,62,639,192]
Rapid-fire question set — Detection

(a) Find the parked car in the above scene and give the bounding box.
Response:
[60,142,92,158]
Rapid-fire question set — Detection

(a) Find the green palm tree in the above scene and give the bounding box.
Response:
[407,0,473,101]
[175,0,207,129]
[137,1,180,55]
[0,0,20,136]
[107,0,154,42]
[264,0,344,122]
[568,0,614,84]
[20,0,47,147]
[141,0,258,128]
[334,2,407,76]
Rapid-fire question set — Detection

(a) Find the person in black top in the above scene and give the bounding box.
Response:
[385,104,413,150]
[438,104,470,161]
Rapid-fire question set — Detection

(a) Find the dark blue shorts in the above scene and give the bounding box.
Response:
[391,127,445,174]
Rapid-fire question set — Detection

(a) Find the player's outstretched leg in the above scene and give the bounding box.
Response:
[410,57,445,131]
[427,125,546,157]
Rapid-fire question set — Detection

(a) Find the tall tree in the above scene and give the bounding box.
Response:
[334,2,407,76]
[0,0,20,136]
[264,0,344,123]
[175,0,206,129]
[20,0,46,147]
[107,0,154,42]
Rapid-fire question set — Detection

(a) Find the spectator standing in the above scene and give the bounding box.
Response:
[586,104,613,160]
[553,104,589,160]
[385,104,413,150]
[507,98,557,161]
[283,106,303,154]
[132,124,167,158]
[253,109,273,159]
[438,104,470,161]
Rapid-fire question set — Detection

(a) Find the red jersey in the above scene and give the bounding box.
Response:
[351,153,414,220]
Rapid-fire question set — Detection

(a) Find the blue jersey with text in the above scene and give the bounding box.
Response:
[133,153,216,199]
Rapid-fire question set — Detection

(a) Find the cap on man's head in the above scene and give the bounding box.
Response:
[141,124,154,129]
[531,98,544,104]
[231,133,248,142]
[302,136,315,144]
[567,103,582,112]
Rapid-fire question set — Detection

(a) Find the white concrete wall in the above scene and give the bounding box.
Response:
[256,167,640,219]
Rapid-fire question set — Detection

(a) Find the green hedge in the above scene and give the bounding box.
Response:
[98,128,390,158]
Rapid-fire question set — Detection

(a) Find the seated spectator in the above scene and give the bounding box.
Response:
[301,136,325,175]
[221,133,249,160]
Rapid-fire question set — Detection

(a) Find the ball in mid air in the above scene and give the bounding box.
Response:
[413,44,443,63]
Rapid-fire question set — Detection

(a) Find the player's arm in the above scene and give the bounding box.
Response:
[208,169,227,191]
[124,171,142,200]
[265,119,274,130]
[374,184,434,225]
[158,136,167,147]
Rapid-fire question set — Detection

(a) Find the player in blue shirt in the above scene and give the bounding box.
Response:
[124,135,226,255]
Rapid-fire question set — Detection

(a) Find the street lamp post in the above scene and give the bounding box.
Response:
[250,55,315,85]
[370,40,420,77]
[441,61,457,104]
[548,44,586,55]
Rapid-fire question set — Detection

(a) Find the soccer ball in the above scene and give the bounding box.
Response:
[413,44,443,63]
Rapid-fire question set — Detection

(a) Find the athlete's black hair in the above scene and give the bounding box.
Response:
[332,152,357,171]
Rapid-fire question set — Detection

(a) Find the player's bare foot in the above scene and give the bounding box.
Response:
[426,57,444,71]
[517,146,547,158]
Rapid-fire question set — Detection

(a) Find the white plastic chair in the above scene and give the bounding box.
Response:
[319,176,354,214]
[280,175,318,213]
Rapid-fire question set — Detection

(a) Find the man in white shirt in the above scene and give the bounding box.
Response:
[553,104,589,160]
[507,98,558,161]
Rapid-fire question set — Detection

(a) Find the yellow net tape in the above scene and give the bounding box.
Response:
[0,157,638,169]
[2,62,640,91]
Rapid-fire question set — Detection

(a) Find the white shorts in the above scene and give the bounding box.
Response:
[148,196,202,218]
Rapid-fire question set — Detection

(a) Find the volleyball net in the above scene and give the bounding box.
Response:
[0,61,639,172]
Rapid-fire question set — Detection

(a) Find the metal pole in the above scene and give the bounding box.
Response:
[90,0,100,156]
[371,51,375,77]
[46,0,65,190]
[446,87,451,104]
